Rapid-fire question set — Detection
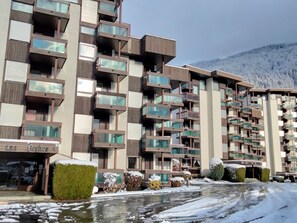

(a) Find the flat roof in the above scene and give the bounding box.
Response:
[211,70,243,82]
[183,65,211,77]
[238,81,254,88]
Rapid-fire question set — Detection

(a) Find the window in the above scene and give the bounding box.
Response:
[199,80,206,90]
[220,89,225,100]
[79,43,97,61]
[4,60,28,83]
[213,80,219,91]
[9,20,32,42]
[128,157,139,169]
[12,1,33,13]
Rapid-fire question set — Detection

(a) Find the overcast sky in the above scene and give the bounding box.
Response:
[122,0,297,66]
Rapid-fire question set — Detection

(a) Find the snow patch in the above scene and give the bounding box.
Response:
[149,174,161,182]
[54,159,97,167]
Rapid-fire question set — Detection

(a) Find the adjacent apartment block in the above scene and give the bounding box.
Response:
[0,0,293,194]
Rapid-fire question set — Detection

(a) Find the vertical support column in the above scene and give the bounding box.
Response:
[44,156,50,195]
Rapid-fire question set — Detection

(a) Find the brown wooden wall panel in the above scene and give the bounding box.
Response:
[77,60,95,79]
[98,150,107,169]
[128,76,142,92]
[128,108,141,123]
[164,65,190,82]
[1,82,25,104]
[6,40,29,63]
[222,135,228,144]
[72,134,91,153]
[79,33,95,44]
[122,37,141,56]
[75,96,92,115]
[0,126,21,139]
[223,152,229,159]
[10,10,33,24]
[127,140,141,156]
[221,118,227,126]
[142,35,176,57]
[144,153,153,169]
[252,109,262,119]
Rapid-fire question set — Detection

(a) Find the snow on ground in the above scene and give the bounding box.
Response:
[151,182,297,223]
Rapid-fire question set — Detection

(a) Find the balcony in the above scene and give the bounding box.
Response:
[238,94,245,101]
[93,129,125,149]
[181,129,200,139]
[97,20,129,51]
[98,0,118,22]
[286,156,297,162]
[252,141,261,147]
[282,102,295,110]
[243,138,253,145]
[227,101,241,109]
[181,82,196,91]
[228,151,244,160]
[283,123,294,130]
[244,153,254,160]
[142,104,170,122]
[29,34,67,69]
[187,149,200,157]
[228,134,242,143]
[226,88,233,96]
[251,126,260,133]
[285,134,295,141]
[241,122,252,130]
[156,93,183,107]
[142,136,171,153]
[143,72,171,92]
[284,145,296,152]
[25,76,64,106]
[94,91,126,114]
[21,120,61,141]
[249,103,261,109]
[96,55,128,81]
[283,113,294,120]
[171,146,186,157]
[241,107,252,115]
[251,96,258,102]
[182,92,199,103]
[176,110,199,121]
[33,0,69,32]
[228,117,242,126]
[155,120,184,133]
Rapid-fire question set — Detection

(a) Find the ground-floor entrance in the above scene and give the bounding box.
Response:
[0,140,59,194]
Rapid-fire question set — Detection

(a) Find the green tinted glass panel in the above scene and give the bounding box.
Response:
[28,80,63,94]
[33,37,66,53]
[24,125,59,138]
[36,0,69,13]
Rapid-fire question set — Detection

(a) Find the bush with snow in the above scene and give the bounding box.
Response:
[183,170,192,180]
[223,164,246,182]
[148,174,161,190]
[124,171,144,191]
[172,158,181,171]
[103,172,121,193]
[209,157,224,181]
[170,177,185,187]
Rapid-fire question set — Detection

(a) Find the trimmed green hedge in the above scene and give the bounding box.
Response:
[223,165,246,182]
[209,163,224,181]
[246,166,270,182]
[53,164,96,200]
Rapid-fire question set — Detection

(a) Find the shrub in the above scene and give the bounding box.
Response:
[261,168,270,182]
[223,164,246,182]
[103,172,121,193]
[272,176,284,182]
[148,174,161,190]
[52,160,97,200]
[246,166,270,182]
[170,177,185,187]
[124,171,143,191]
[209,157,224,181]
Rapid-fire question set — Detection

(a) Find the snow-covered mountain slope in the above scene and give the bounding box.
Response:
[192,43,297,88]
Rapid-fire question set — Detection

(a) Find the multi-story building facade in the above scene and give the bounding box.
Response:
[0,0,293,194]
[250,89,297,176]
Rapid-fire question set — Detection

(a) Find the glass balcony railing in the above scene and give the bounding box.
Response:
[242,107,252,114]
[284,123,294,129]
[171,148,184,155]
[257,134,265,140]
[142,105,170,118]
[228,118,242,125]
[99,1,117,14]
[245,154,254,160]
[97,57,127,73]
[244,138,253,144]
[36,0,69,14]
[98,23,128,38]
[164,94,183,104]
[146,139,170,149]
[229,135,242,142]
[283,113,293,120]
[241,122,252,130]
[252,141,261,147]
[144,73,170,87]
[95,132,124,144]
[285,145,296,151]
[155,120,183,130]
[287,156,297,162]
[229,151,244,159]
[182,92,199,102]
[23,123,60,139]
[181,130,200,138]
[28,80,63,95]
[282,102,294,110]
[238,94,245,101]
[96,94,126,107]
[188,149,200,156]
[177,110,199,120]
[252,126,260,132]
[226,88,233,96]
[285,134,295,141]
[227,101,241,108]
[32,37,66,54]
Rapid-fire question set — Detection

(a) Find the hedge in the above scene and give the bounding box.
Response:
[246,166,270,182]
[52,163,97,200]
[223,165,246,182]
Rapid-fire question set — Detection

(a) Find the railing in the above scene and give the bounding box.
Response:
[241,122,252,130]
[93,129,125,147]
[238,94,245,101]
[181,130,200,138]
[228,117,242,125]
[97,22,128,38]
[171,147,185,155]
[227,101,241,108]
[285,134,295,141]
[31,35,66,54]
[226,88,233,96]
[22,121,61,140]
[98,0,117,14]
[143,72,170,88]
[35,0,69,14]
[27,79,63,95]
[155,120,183,131]
[229,135,242,142]
[96,55,127,74]
[142,104,170,119]
[95,92,126,107]
[182,92,199,102]
[229,151,244,159]
[283,113,293,120]
[243,138,253,145]
[156,93,183,105]
[188,149,200,156]
[241,107,252,114]
[177,110,199,120]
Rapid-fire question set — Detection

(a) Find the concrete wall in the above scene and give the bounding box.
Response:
[0,0,11,99]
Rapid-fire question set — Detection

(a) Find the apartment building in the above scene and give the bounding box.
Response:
[0,0,291,194]
[250,89,297,176]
